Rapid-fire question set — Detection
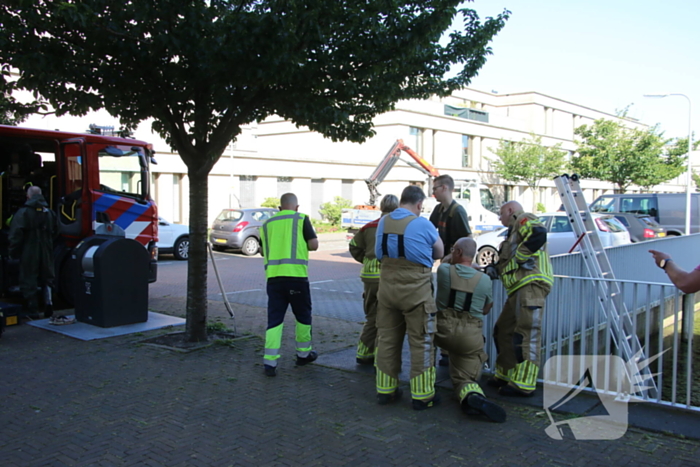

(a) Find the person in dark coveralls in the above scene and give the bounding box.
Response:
[429,174,472,366]
[9,186,73,325]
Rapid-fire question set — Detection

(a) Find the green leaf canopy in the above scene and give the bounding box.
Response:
[0,0,508,341]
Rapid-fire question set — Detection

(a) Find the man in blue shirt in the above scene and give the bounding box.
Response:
[374,185,444,410]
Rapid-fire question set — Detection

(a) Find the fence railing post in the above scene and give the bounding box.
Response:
[682,292,695,343]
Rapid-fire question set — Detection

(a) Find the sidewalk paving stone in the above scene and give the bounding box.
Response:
[1,295,698,466]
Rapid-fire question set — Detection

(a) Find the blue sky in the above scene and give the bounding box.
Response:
[467,0,699,141]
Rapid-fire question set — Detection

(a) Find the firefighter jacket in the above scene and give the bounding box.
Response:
[8,193,57,276]
[349,217,381,282]
[260,210,310,279]
[496,210,553,295]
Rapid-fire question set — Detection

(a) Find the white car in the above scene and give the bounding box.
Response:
[157,217,190,260]
[475,212,631,266]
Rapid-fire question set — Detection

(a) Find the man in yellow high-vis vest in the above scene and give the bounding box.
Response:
[348,194,399,365]
[260,193,319,377]
[485,201,553,397]
[374,185,444,410]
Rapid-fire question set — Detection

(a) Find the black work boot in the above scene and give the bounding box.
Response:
[296,350,318,366]
[463,393,507,423]
[412,393,441,411]
[377,387,403,405]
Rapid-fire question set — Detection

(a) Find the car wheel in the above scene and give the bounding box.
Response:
[241,237,259,256]
[173,236,190,260]
[476,246,498,267]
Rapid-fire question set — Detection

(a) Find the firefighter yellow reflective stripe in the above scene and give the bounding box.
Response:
[410,367,436,400]
[515,249,533,262]
[502,250,554,293]
[495,365,513,382]
[510,360,538,392]
[356,341,374,359]
[360,258,380,280]
[376,368,399,394]
[459,383,484,402]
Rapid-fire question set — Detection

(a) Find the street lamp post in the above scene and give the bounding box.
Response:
[643,93,693,235]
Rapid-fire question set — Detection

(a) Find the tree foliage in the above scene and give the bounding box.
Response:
[319,197,352,226]
[0,66,46,125]
[572,118,679,192]
[0,0,508,341]
[488,133,568,204]
[261,197,280,209]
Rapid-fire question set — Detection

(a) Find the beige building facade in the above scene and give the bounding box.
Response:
[19,87,689,224]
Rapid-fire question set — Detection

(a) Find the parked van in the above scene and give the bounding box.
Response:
[589,193,700,236]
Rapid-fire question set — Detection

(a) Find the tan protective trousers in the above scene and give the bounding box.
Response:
[375,258,437,400]
[357,280,379,359]
[434,308,488,402]
[493,282,549,392]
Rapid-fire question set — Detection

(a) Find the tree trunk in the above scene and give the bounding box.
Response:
[185,170,209,342]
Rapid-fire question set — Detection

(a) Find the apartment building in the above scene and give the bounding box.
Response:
[20,87,686,224]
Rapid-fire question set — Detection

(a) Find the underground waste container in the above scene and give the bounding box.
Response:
[73,235,149,327]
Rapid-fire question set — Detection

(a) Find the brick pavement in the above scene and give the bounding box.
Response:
[1,293,699,466]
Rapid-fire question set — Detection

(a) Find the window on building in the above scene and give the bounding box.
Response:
[462,135,472,167]
[341,179,353,202]
[277,176,292,196]
[172,174,180,223]
[240,175,256,208]
[310,179,324,219]
[409,127,422,153]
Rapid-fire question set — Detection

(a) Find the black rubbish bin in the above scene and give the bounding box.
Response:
[73,236,149,327]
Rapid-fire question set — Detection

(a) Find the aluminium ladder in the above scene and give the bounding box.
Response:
[553,174,657,398]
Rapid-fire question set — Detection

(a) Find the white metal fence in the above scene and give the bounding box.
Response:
[484,234,700,412]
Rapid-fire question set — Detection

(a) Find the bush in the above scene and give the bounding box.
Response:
[261,197,280,208]
[319,196,352,226]
[536,202,546,213]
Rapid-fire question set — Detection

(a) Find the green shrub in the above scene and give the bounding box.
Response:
[536,202,546,213]
[319,196,352,226]
[261,197,280,208]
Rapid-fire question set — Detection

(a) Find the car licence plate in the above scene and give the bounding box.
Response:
[214,238,227,243]
[657,232,666,237]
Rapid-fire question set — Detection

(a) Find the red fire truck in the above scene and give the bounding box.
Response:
[0,124,159,303]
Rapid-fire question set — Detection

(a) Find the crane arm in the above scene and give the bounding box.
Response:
[364,139,439,206]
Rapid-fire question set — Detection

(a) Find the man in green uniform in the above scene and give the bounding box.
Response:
[485,201,553,396]
[260,193,319,377]
[435,237,506,422]
[349,194,399,365]
[9,186,73,324]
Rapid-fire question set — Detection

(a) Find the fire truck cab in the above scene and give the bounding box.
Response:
[0,125,159,303]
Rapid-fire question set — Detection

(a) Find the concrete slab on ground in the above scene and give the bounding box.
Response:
[27,311,185,340]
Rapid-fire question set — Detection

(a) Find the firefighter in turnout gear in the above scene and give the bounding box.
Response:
[434,237,506,422]
[348,194,399,365]
[260,193,319,377]
[9,186,73,324]
[374,185,444,410]
[485,201,553,397]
